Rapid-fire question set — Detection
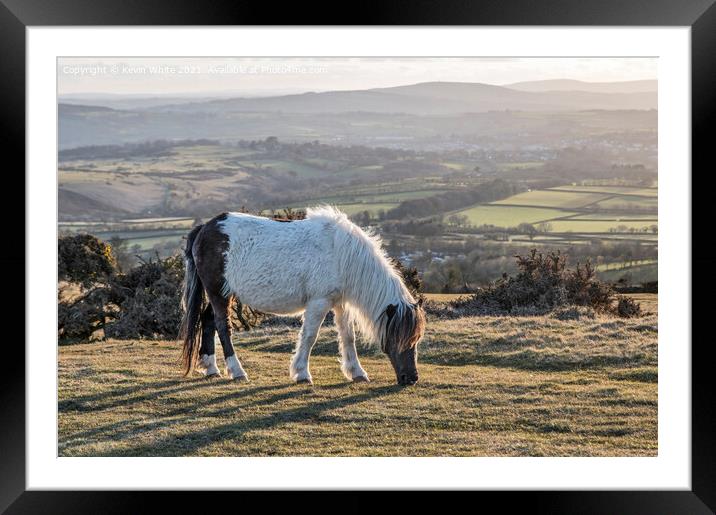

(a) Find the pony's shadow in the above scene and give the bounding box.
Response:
[59,382,291,451]
[105,384,400,456]
[58,376,224,413]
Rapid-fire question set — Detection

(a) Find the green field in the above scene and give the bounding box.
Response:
[120,235,184,251]
[547,220,657,233]
[337,165,384,177]
[60,218,195,236]
[242,159,328,178]
[288,202,400,217]
[599,263,658,284]
[492,190,610,209]
[550,186,657,197]
[333,203,399,216]
[449,185,657,240]
[496,161,545,171]
[301,189,449,206]
[596,259,658,272]
[441,162,470,170]
[453,205,577,227]
[568,213,657,221]
[595,196,658,210]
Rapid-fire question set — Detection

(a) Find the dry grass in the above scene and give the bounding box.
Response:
[59,307,657,457]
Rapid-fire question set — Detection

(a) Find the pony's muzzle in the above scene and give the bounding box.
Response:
[398,373,418,386]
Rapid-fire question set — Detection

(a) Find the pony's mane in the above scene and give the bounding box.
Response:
[305,205,353,225]
[306,205,417,346]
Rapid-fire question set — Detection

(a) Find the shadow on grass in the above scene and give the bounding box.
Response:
[419,348,654,372]
[238,337,342,357]
[59,383,290,451]
[58,376,222,413]
[103,384,401,457]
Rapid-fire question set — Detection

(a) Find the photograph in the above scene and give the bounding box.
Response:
[56,56,659,458]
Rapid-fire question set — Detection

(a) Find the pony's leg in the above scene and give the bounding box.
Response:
[334,306,369,382]
[197,304,220,377]
[290,298,331,384]
[208,293,248,381]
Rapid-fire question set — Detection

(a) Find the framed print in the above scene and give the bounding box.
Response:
[3,0,714,513]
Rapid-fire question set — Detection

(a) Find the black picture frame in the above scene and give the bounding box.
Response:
[2,1,713,513]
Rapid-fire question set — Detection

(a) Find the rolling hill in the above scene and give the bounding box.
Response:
[504,79,657,94]
[144,81,657,115]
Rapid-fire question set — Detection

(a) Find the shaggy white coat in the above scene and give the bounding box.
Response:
[218,206,416,345]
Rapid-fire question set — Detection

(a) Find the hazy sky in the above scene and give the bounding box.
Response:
[58,57,657,97]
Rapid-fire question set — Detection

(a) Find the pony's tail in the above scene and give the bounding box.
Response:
[179,224,205,375]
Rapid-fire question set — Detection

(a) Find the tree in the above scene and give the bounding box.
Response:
[517,223,538,241]
[537,222,553,233]
[264,136,279,150]
[448,214,469,227]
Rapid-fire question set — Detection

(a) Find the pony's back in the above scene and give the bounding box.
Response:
[217,209,343,314]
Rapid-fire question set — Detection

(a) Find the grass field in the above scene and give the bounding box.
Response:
[245,159,328,178]
[330,203,399,217]
[59,303,657,457]
[594,196,658,210]
[298,189,448,206]
[599,264,659,285]
[453,205,577,227]
[546,220,656,233]
[496,161,545,171]
[550,186,657,197]
[448,186,657,242]
[492,190,609,209]
[568,213,657,221]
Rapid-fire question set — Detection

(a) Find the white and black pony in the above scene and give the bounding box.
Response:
[179,206,425,385]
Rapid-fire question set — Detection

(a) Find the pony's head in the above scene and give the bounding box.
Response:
[380,299,426,385]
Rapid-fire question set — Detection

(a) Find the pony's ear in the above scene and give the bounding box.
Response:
[385,303,397,319]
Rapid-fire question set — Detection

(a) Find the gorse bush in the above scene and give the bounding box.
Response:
[451,249,641,318]
[390,257,424,302]
[103,255,185,339]
[58,234,116,287]
[58,246,186,341]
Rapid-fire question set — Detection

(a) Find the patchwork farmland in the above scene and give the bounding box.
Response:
[59,141,657,289]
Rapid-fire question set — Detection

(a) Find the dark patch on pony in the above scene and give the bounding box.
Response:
[179,213,229,375]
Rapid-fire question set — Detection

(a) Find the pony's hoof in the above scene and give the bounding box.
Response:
[296,377,313,385]
[352,375,370,383]
[233,375,249,383]
[205,371,221,378]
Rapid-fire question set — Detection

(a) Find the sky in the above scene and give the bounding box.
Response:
[58,57,657,97]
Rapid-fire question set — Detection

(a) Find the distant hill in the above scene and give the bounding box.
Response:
[141,81,657,115]
[58,103,117,114]
[58,188,130,218]
[505,79,657,94]
[58,80,658,148]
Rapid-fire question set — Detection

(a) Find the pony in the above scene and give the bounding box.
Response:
[179,206,426,385]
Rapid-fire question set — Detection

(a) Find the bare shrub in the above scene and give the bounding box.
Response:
[451,249,640,318]
[103,255,184,339]
[231,299,266,332]
[58,288,110,340]
[616,296,643,318]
